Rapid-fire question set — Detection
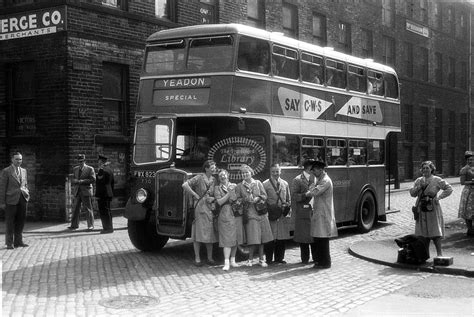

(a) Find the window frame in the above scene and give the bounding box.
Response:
[102,62,129,136]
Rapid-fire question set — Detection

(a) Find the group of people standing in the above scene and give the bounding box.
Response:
[182,159,337,270]
[0,151,115,250]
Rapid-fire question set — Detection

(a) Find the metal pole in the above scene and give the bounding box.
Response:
[469,4,472,150]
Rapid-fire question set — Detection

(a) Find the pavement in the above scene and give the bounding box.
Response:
[2,176,472,278]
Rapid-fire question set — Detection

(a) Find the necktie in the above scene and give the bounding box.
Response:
[17,168,21,181]
[78,167,82,178]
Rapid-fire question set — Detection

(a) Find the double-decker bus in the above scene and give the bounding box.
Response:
[124,24,400,251]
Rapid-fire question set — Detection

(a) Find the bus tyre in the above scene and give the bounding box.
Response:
[357,192,376,233]
[127,219,169,252]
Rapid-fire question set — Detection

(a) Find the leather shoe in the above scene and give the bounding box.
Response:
[207,259,216,265]
[100,229,114,234]
[14,243,28,248]
[313,263,331,269]
[6,245,14,250]
[275,260,287,264]
[194,260,203,267]
[67,226,78,230]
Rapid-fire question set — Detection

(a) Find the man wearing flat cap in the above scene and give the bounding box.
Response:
[96,154,115,234]
[309,160,337,269]
[69,154,96,231]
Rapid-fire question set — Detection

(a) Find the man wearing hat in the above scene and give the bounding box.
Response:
[309,160,338,269]
[291,159,317,264]
[96,154,115,234]
[69,154,96,231]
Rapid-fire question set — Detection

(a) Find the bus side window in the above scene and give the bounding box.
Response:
[326,60,346,89]
[367,140,384,165]
[326,139,347,166]
[348,65,366,92]
[348,140,367,165]
[272,135,299,166]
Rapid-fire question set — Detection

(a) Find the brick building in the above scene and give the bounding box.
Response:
[0,0,472,220]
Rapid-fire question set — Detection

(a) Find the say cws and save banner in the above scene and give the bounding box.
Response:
[0,7,66,41]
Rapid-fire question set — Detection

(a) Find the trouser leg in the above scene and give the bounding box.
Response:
[314,237,331,266]
[300,243,310,262]
[310,241,318,263]
[99,199,113,230]
[71,195,82,228]
[5,204,16,246]
[274,239,286,262]
[82,195,94,228]
[264,240,274,263]
[13,197,27,245]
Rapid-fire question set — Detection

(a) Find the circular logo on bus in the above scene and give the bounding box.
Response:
[208,137,266,181]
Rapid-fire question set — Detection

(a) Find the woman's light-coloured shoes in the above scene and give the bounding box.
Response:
[230,261,239,268]
[246,260,253,267]
[222,263,230,271]
[259,260,268,268]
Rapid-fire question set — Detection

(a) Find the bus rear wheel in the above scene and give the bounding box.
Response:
[357,192,376,233]
[128,219,169,252]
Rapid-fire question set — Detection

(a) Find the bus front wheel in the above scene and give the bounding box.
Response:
[357,192,376,233]
[128,219,169,252]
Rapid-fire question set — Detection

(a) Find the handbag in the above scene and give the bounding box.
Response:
[255,200,267,215]
[267,179,290,221]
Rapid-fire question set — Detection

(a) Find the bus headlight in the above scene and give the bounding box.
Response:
[135,188,148,203]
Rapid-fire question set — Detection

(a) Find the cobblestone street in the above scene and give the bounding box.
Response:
[2,182,472,316]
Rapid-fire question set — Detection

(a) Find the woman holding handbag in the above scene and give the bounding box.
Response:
[182,160,218,266]
[409,161,452,257]
[235,165,273,267]
[214,169,244,270]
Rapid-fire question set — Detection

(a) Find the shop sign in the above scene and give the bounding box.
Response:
[0,7,66,41]
[208,137,267,180]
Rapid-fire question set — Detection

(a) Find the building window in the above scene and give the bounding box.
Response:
[247,0,265,28]
[361,29,373,58]
[419,106,429,141]
[420,0,428,23]
[433,2,442,29]
[448,57,455,87]
[460,61,467,89]
[155,0,177,22]
[406,0,415,19]
[447,6,455,35]
[338,22,351,54]
[102,63,128,135]
[382,35,395,67]
[312,13,327,46]
[102,0,128,10]
[282,2,298,38]
[448,111,455,144]
[419,47,428,81]
[458,13,468,40]
[7,61,36,136]
[435,52,443,85]
[382,0,394,27]
[198,0,218,24]
[403,104,413,142]
[460,113,468,147]
[404,42,413,78]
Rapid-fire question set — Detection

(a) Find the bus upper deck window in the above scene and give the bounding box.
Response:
[326,59,346,89]
[237,36,270,74]
[368,70,384,96]
[145,40,185,74]
[348,65,366,92]
[272,45,299,79]
[384,73,399,99]
[188,36,233,72]
[301,53,323,84]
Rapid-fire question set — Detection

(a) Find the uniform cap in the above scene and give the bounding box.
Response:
[98,154,108,161]
[311,160,327,169]
[77,154,85,161]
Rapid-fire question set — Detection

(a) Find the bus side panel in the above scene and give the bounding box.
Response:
[326,167,349,223]
[369,166,386,217]
[346,166,370,222]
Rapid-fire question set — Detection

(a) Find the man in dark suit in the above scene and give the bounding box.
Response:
[68,154,96,231]
[95,154,114,234]
[291,159,317,264]
[0,151,30,249]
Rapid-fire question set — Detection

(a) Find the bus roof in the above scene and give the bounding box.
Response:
[146,23,397,76]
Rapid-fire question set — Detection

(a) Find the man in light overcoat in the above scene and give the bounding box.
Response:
[309,160,338,269]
